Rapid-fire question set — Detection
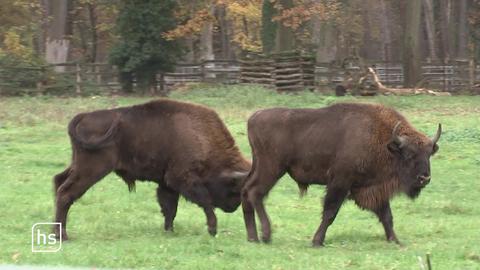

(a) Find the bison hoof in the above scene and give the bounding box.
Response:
[312,241,324,248]
[261,236,271,244]
[390,239,403,247]
[56,232,68,241]
[208,227,217,236]
[247,236,259,242]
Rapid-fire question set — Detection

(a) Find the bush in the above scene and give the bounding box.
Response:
[0,53,49,95]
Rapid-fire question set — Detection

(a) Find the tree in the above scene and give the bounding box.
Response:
[109,0,182,93]
[456,0,469,59]
[422,0,437,62]
[274,0,295,52]
[403,0,422,87]
[261,0,277,53]
[469,0,480,62]
[44,0,73,71]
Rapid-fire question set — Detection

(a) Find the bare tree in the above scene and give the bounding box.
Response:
[403,0,422,87]
[274,0,295,52]
[422,0,438,62]
[44,0,73,71]
[438,0,454,62]
[457,0,469,59]
[379,0,392,61]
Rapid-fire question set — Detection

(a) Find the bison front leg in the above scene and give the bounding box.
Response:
[372,201,401,245]
[178,181,218,236]
[203,207,217,236]
[157,185,179,232]
[312,186,349,247]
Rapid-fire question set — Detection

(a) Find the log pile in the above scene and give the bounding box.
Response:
[239,55,275,86]
[240,51,315,91]
[273,54,303,91]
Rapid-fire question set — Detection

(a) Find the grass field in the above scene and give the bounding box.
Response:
[0,85,479,269]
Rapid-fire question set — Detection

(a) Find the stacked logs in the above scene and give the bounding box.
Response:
[240,51,315,91]
[239,55,275,87]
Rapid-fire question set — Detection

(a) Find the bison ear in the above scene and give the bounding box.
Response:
[388,122,407,158]
[387,140,403,156]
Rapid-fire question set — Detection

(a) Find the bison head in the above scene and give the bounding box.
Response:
[387,122,441,199]
[206,170,249,213]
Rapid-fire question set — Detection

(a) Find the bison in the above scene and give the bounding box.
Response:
[53,99,250,240]
[241,103,441,246]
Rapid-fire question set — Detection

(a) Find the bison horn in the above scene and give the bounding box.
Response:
[392,121,407,147]
[431,123,442,144]
[220,170,249,180]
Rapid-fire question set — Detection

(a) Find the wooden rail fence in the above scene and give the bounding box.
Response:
[1,59,479,94]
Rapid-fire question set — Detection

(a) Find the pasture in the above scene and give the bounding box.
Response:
[0,85,479,269]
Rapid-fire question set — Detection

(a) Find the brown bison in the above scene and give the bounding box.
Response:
[53,99,250,240]
[241,103,441,246]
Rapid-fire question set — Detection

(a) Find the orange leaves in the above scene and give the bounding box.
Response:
[226,0,262,51]
[163,8,214,40]
[273,0,339,30]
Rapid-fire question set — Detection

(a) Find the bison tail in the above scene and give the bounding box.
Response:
[68,113,120,150]
[298,183,309,197]
[127,181,136,193]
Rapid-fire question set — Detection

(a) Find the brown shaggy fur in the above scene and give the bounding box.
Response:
[53,99,250,240]
[241,102,440,246]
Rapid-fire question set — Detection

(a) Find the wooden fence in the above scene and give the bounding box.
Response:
[1,59,479,94]
[240,52,315,91]
[314,61,480,93]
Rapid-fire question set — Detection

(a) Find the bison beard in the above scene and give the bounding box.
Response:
[241,103,441,246]
[53,99,250,240]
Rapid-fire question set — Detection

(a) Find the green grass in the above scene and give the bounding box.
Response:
[0,85,479,269]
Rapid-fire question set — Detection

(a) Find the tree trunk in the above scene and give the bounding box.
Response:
[200,6,215,78]
[403,0,422,87]
[422,0,437,62]
[314,21,337,63]
[379,0,392,61]
[200,7,214,61]
[274,0,295,53]
[261,0,277,54]
[87,3,97,63]
[438,0,453,62]
[456,0,469,59]
[45,0,73,72]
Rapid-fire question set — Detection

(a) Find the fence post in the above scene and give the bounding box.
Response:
[469,59,475,92]
[76,63,82,94]
[96,65,101,84]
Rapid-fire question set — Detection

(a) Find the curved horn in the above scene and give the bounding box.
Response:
[431,123,442,144]
[391,121,406,147]
[220,170,249,180]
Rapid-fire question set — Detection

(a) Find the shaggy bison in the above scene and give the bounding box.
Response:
[241,103,441,246]
[53,99,250,240]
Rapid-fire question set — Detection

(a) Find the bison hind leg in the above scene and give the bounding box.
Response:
[55,164,112,240]
[53,167,71,195]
